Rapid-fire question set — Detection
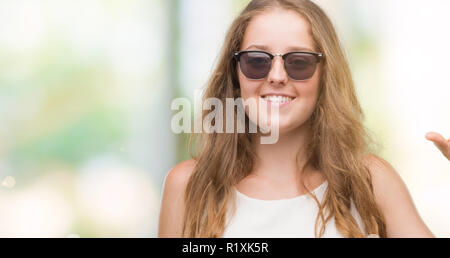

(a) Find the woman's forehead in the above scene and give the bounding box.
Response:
[241,8,315,52]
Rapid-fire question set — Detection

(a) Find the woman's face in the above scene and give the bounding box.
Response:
[238,8,321,135]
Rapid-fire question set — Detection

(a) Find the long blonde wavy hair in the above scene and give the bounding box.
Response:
[182,0,386,238]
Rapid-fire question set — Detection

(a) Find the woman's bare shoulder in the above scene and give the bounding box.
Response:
[164,159,196,197]
[362,154,434,237]
[362,154,406,199]
[363,154,398,180]
[166,159,196,180]
[165,159,197,189]
[158,159,197,237]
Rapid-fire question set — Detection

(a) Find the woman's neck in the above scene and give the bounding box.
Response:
[252,124,312,183]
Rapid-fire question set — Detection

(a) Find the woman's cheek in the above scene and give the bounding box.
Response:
[239,83,259,128]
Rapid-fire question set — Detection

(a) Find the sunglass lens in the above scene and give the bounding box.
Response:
[284,53,317,80]
[239,52,271,80]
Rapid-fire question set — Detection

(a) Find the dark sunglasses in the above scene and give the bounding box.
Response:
[233,50,324,81]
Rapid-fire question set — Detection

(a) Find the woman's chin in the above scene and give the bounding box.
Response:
[256,121,293,135]
[249,112,310,136]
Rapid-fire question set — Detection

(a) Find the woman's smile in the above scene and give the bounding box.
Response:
[259,94,297,108]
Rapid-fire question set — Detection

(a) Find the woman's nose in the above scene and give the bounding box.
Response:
[267,56,288,85]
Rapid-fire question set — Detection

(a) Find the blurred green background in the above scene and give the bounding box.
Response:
[0,0,449,237]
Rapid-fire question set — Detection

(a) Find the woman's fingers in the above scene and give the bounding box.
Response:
[426,132,450,160]
[426,132,446,145]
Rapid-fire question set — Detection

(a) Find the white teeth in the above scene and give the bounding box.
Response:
[260,95,294,103]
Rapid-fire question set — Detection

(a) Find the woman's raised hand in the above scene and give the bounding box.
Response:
[426,132,450,161]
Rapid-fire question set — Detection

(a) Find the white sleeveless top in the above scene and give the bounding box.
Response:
[223,180,366,238]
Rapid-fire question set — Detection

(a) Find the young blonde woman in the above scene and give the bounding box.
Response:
[158,0,449,238]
